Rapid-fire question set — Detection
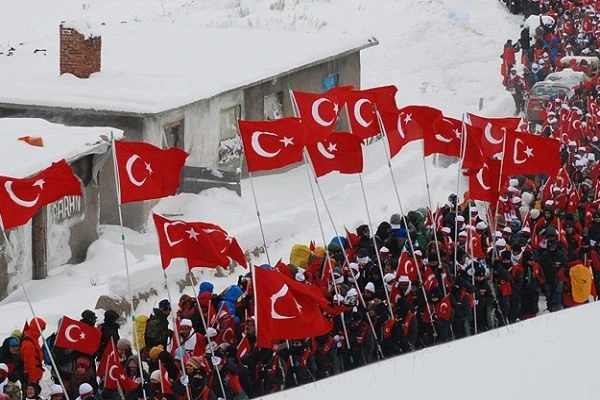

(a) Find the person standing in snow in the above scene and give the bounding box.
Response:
[145,300,173,349]
[506,67,527,115]
[20,318,46,385]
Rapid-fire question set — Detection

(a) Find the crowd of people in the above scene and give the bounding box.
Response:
[1,1,600,400]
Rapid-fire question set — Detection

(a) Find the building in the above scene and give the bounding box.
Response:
[0,118,122,299]
[0,21,377,229]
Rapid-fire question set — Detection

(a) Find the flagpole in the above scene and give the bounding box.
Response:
[357,173,394,317]
[453,115,468,277]
[0,218,71,400]
[301,152,351,350]
[161,269,193,400]
[466,202,478,335]
[373,108,436,337]
[492,129,509,246]
[186,273,228,400]
[247,171,271,266]
[421,142,446,296]
[110,136,148,400]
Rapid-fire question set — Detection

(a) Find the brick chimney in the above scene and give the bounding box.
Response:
[59,22,101,78]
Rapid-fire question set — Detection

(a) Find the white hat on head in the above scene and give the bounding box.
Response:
[568,140,577,146]
[508,186,519,193]
[79,383,93,396]
[398,275,410,283]
[521,226,531,233]
[495,238,507,247]
[530,209,540,219]
[456,215,465,222]
[502,226,512,233]
[512,196,522,204]
[476,221,488,230]
[150,370,161,382]
[544,200,554,206]
[458,231,468,237]
[295,271,306,282]
[364,282,375,293]
[180,319,193,328]
[494,231,503,238]
[333,294,345,302]
[588,153,596,161]
[379,246,390,254]
[509,178,519,187]
[0,363,7,374]
[346,288,358,298]
[50,385,63,396]
[441,227,451,234]
[384,273,396,283]
[206,327,218,338]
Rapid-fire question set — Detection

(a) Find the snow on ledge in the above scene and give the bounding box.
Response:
[61,19,101,38]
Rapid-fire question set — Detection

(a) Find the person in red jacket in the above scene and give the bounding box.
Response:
[501,39,520,85]
[20,317,46,384]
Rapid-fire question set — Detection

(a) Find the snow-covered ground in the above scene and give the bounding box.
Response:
[2,1,582,398]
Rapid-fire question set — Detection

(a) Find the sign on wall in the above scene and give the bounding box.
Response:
[49,195,84,226]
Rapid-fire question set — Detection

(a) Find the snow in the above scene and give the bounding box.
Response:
[0,0,583,398]
[264,301,600,400]
[61,19,102,38]
[0,23,375,114]
[0,118,122,177]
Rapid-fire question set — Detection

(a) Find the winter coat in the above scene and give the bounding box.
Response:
[144,310,171,349]
[97,321,120,362]
[20,331,44,383]
[0,338,23,383]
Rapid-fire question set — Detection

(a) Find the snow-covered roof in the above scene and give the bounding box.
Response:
[0,23,377,115]
[0,118,123,177]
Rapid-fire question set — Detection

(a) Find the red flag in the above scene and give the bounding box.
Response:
[114,141,188,204]
[191,222,247,268]
[468,114,521,158]
[461,124,484,175]
[152,213,231,269]
[502,131,561,176]
[436,295,452,321]
[292,91,343,141]
[424,116,462,157]
[97,339,119,378]
[306,132,363,177]
[104,345,139,391]
[395,251,418,281]
[254,266,333,348]
[54,316,101,355]
[465,226,485,259]
[238,118,306,172]
[159,361,173,394]
[236,334,252,360]
[274,258,293,278]
[345,86,398,139]
[383,105,443,158]
[468,159,501,203]
[0,159,81,229]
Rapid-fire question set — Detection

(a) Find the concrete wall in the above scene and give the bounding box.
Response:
[0,223,33,300]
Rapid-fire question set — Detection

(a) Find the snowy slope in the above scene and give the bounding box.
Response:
[265,301,600,400]
[0,0,533,378]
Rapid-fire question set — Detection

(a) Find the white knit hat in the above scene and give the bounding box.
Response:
[79,383,93,396]
[49,385,63,396]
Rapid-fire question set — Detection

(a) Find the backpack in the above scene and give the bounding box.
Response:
[144,315,169,348]
[134,315,148,351]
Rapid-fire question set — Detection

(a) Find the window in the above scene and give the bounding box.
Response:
[218,105,242,172]
[163,120,184,149]
[321,73,339,92]
[264,92,284,120]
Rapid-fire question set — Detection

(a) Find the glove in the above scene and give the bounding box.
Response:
[179,375,189,386]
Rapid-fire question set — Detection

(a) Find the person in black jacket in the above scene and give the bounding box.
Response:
[97,310,120,363]
[0,337,23,384]
[539,238,568,312]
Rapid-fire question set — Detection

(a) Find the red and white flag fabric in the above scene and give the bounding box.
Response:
[114,141,188,204]
[254,266,333,348]
[423,116,462,157]
[382,105,443,158]
[97,339,119,378]
[292,91,343,141]
[465,226,485,259]
[54,316,102,355]
[345,86,398,139]
[239,118,306,173]
[468,114,521,159]
[192,222,247,268]
[102,341,139,392]
[152,213,231,269]
[306,132,364,177]
[461,124,484,175]
[159,361,173,394]
[468,159,501,203]
[395,251,418,281]
[502,131,561,177]
[0,159,82,229]
[236,334,251,360]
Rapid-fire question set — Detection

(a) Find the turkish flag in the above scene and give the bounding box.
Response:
[468,159,501,203]
[306,132,364,177]
[345,86,398,139]
[541,167,570,201]
[383,105,443,158]
[189,221,247,268]
[97,339,119,378]
[424,116,462,157]
[104,344,139,391]
[436,295,453,321]
[114,141,188,204]
[152,213,231,269]
[254,266,333,348]
[54,316,101,355]
[468,113,521,158]
[465,226,485,259]
[0,159,82,229]
[567,112,584,140]
[502,131,561,176]
[236,334,252,360]
[159,361,173,394]
[461,124,484,175]
[239,118,306,172]
[292,91,342,141]
[395,251,418,281]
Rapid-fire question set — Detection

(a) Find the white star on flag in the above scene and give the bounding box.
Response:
[33,179,45,189]
[524,146,534,158]
[327,143,337,152]
[186,228,199,241]
[80,332,86,340]
[404,114,412,124]
[145,162,153,174]
[280,137,294,147]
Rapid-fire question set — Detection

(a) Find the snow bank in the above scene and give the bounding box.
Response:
[61,19,102,38]
[265,302,600,400]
